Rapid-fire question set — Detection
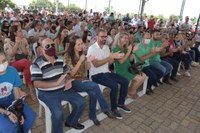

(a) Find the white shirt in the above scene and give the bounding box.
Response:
[46,30,57,40]
[28,28,46,38]
[87,42,110,77]
[195,34,200,43]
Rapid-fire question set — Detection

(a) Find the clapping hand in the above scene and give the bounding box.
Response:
[132,44,139,53]
[87,55,96,62]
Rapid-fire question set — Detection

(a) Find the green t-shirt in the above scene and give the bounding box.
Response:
[134,32,142,43]
[134,42,151,68]
[112,45,136,81]
[149,40,162,62]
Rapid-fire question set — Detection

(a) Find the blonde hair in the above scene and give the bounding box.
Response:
[113,32,129,49]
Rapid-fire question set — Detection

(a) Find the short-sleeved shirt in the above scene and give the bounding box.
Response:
[149,40,162,62]
[0,66,22,106]
[28,28,46,39]
[134,42,151,68]
[4,38,31,62]
[65,53,86,80]
[87,42,110,77]
[31,56,69,91]
[134,32,142,43]
[112,45,136,81]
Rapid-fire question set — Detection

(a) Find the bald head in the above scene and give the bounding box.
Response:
[41,38,54,48]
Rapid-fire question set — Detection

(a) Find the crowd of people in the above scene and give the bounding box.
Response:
[0,6,200,133]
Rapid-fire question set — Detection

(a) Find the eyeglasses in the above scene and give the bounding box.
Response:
[44,43,55,49]
[99,36,107,38]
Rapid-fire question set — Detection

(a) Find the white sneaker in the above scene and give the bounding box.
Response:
[184,71,191,77]
[177,72,181,76]
[191,61,199,67]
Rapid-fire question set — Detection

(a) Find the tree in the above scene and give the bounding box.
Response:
[0,0,15,10]
[66,4,81,11]
[104,6,115,14]
[139,0,149,17]
[29,0,53,10]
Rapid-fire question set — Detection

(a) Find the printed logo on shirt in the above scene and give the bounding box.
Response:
[0,82,13,98]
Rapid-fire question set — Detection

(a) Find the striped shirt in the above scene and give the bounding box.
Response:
[30,55,70,91]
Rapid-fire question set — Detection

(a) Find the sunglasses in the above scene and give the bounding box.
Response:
[44,43,55,49]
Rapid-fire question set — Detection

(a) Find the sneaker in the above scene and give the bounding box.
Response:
[170,77,179,82]
[104,111,115,119]
[112,109,122,119]
[177,72,181,76]
[184,71,191,77]
[117,105,131,113]
[191,61,199,67]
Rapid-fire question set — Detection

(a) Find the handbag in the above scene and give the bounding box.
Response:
[128,62,144,75]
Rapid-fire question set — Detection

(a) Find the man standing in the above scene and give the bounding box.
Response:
[87,29,131,120]
[30,38,85,133]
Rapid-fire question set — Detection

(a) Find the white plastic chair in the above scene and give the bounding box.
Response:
[36,89,88,133]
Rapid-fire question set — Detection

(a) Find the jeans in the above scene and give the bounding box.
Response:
[38,89,86,133]
[91,72,129,111]
[142,65,158,89]
[191,47,200,62]
[72,80,109,120]
[150,60,173,81]
[188,50,195,61]
[0,95,36,133]
[173,52,192,70]
[162,57,179,78]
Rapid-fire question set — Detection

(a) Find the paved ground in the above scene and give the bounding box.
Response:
[25,66,200,133]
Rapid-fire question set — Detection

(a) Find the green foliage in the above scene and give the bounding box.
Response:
[0,0,15,10]
[29,0,81,12]
[104,6,115,14]
[66,4,81,11]
[29,0,53,10]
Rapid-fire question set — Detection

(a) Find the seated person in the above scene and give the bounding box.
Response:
[134,31,163,94]
[87,29,131,120]
[65,36,114,126]
[149,29,173,84]
[112,32,146,99]
[0,50,36,133]
[31,38,85,133]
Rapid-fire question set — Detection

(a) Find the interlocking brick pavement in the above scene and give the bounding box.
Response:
[25,66,200,133]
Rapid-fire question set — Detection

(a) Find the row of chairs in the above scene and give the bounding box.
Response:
[36,79,148,133]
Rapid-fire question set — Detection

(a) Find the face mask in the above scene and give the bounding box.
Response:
[0,61,8,73]
[144,39,151,44]
[45,47,56,57]
[87,36,92,41]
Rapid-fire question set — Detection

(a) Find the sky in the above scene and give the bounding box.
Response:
[11,0,200,18]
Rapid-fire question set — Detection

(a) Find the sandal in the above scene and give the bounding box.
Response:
[129,93,139,100]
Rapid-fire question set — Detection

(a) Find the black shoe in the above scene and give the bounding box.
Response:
[149,88,154,93]
[163,80,172,85]
[170,77,178,82]
[117,105,131,113]
[65,122,85,130]
[146,90,151,95]
[154,83,159,87]
[92,119,101,126]
[112,109,122,119]
[157,80,163,85]
[104,111,115,118]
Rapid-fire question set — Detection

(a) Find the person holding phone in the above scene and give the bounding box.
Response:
[0,50,36,133]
